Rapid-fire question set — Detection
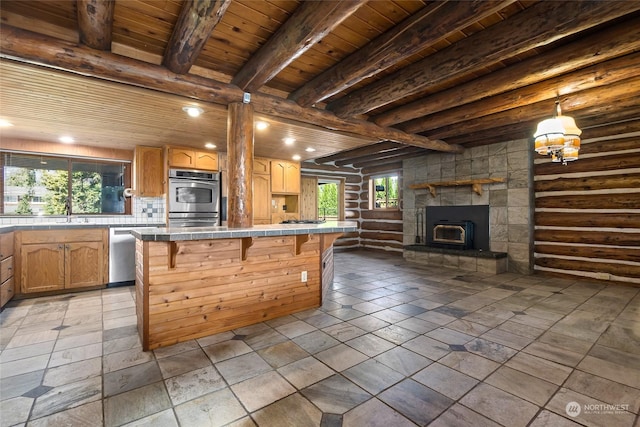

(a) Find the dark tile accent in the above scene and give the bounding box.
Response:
[321,413,343,427]
[553,291,564,294]
[512,311,527,316]
[449,344,467,352]
[232,334,247,340]
[343,273,364,280]
[22,385,54,398]
[51,325,70,331]
[342,305,353,309]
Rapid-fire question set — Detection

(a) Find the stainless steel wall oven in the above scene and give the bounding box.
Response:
[168,168,220,227]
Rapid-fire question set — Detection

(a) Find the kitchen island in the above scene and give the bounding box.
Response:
[131,221,357,350]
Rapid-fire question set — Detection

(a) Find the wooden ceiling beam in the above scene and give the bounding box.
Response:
[424,81,640,141]
[313,141,402,164]
[375,17,640,127]
[162,0,231,75]
[76,0,114,51]
[400,53,640,134]
[0,25,462,154]
[352,149,428,169]
[327,1,640,118]
[336,146,426,167]
[232,0,364,92]
[289,0,511,107]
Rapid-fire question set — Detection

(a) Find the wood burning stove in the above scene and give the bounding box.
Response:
[430,220,474,249]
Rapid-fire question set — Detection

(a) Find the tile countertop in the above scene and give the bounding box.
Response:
[130,221,358,241]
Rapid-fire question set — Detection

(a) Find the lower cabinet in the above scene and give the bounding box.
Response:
[0,232,15,308]
[17,229,107,294]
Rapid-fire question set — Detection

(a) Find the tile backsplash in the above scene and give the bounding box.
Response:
[0,196,166,225]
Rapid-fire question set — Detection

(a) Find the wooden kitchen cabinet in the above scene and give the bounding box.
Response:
[271,160,300,193]
[253,173,271,224]
[253,158,270,175]
[0,232,15,308]
[134,146,164,197]
[167,146,218,171]
[17,229,108,294]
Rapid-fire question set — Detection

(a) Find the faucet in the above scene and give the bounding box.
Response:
[64,198,71,222]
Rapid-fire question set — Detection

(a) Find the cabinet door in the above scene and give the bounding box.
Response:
[21,244,65,293]
[66,242,104,288]
[134,146,164,197]
[285,162,301,193]
[253,174,271,221]
[254,158,270,175]
[168,148,196,168]
[271,161,287,193]
[195,152,218,170]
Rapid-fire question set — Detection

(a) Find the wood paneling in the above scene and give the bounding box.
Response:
[136,234,327,350]
[300,176,317,220]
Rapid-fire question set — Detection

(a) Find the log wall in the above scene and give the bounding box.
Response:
[136,235,323,350]
[534,133,640,284]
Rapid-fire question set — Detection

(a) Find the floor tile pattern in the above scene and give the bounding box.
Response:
[1,249,639,426]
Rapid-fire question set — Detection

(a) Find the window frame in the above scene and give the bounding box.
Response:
[369,174,399,211]
[1,151,132,216]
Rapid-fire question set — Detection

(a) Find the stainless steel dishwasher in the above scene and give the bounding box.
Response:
[109,227,136,286]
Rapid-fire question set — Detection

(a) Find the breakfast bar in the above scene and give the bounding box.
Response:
[131,221,356,350]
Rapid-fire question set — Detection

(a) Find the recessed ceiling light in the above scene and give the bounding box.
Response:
[59,136,75,144]
[0,119,13,127]
[292,154,301,161]
[255,121,269,130]
[284,137,295,145]
[305,147,316,152]
[205,142,216,149]
[182,106,203,117]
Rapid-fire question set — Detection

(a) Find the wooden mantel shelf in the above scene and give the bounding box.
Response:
[409,177,506,197]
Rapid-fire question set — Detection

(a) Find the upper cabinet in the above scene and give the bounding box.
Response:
[167,146,218,171]
[133,146,164,197]
[271,160,300,194]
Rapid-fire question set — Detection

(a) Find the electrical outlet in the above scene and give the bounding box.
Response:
[301,271,307,282]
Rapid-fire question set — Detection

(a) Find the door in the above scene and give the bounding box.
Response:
[21,243,65,293]
[300,176,317,220]
[66,242,104,288]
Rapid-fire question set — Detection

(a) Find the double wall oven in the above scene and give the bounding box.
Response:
[168,168,221,227]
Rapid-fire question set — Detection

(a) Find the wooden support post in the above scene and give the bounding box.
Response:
[227,102,254,228]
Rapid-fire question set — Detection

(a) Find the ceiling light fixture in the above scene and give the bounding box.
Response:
[305,147,316,152]
[59,135,75,144]
[533,97,581,165]
[182,106,203,118]
[205,142,216,149]
[255,121,269,130]
[284,137,295,145]
[292,154,301,161]
[0,119,13,127]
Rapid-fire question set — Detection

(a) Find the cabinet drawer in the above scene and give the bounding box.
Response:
[0,256,13,283]
[1,277,14,307]
[0,232,14,259]
[20,229,105,244]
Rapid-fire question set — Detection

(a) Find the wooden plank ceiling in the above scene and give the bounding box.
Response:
[0,0,639,166]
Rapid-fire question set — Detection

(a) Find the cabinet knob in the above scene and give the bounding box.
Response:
[58,244,64,250]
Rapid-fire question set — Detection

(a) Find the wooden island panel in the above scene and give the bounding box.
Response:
[136,234,326,350]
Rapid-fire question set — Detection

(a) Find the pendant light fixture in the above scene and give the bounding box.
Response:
[533,97,581,165]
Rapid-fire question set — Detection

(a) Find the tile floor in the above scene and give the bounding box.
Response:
[1,249,639,427]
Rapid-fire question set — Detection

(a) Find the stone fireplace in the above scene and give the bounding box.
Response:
[402,139,533,274]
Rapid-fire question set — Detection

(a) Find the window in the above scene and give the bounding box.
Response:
[2,152,130,215]
[370,175,399,210]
